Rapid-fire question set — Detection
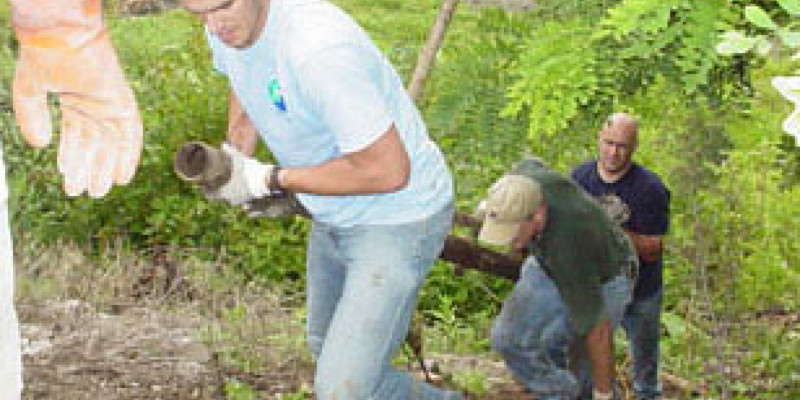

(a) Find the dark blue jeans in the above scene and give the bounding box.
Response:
[623,289,663,400]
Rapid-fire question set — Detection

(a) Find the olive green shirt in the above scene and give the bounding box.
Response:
[512,158,631,336]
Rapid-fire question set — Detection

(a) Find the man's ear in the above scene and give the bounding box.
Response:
[535,200,548,225]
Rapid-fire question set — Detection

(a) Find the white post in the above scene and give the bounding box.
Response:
[0,147,23,400]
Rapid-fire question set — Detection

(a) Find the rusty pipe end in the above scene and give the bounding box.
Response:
[174,141,232,191]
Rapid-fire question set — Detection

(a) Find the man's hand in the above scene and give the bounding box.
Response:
[207,144,274,206]
[625,230,663,263]
[10,0,143,198]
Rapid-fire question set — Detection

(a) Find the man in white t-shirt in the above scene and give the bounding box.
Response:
[179,0,459,398]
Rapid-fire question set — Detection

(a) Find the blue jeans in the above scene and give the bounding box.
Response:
[492,257,632,400]
[306,204,461,400]
[622,289,663,400]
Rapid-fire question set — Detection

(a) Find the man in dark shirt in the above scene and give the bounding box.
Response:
[572,113,670,400]
[480,157,638,400]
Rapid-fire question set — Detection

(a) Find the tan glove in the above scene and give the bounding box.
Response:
[10,0,143,198]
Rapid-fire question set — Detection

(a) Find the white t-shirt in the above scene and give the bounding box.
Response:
[206,0,453,227]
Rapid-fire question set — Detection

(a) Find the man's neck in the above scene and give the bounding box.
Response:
[596,161,631,184]
[256,0,271,40]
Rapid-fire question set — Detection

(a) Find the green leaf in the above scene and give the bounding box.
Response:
[715,31,757,55]
[779,30,800,48]
[755,36,773,56]
[745,5,778,30]
[778,0,800,16]
[661,312,688,340]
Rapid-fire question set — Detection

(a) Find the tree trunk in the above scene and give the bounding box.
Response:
[407,0,460,103]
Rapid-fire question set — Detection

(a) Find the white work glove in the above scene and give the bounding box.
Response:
[208,144,274,206]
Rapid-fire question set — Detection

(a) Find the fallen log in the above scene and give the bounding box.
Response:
[440,234,521,281]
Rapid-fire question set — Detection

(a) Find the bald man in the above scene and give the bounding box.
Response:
[572,113,670,400]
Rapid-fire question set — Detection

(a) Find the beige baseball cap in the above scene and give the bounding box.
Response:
[478,174,543,246]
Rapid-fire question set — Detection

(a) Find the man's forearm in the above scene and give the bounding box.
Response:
[585,318,614,394]
[227,93,258,156]
[278,125,410,195]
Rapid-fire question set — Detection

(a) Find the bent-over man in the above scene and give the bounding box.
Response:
[481,157,638,400]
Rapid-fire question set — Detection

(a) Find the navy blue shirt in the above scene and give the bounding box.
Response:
[571,160,670,300]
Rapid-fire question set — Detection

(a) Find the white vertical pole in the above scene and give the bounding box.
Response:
[0,147,22,400]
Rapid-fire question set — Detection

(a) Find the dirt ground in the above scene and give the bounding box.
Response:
[17,298,529,399]
[13,234,699,400]
[14,242,309,399]
[16,296,691,399]
[14,241,538,399]
[20,300,221,399]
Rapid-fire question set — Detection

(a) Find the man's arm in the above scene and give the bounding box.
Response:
[227,92,259,156]
[277,123,411,195]
[627,181,669,263]
[625,231,663,263]
[585,318,614,395]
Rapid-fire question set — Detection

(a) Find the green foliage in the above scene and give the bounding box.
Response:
[423,8,533,204]
[595,0,738,94]
[780,0,800,16]
[504,0,743,168]
[224,379,259,400]
[695,141,799,312]
[600,0,675,38]
[421,289,495,355]
[504,19,603,141]
[452,370,491,395]
[718,1,800,58]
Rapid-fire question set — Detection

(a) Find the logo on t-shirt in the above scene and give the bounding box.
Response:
[268,78,287,112]
[595,194,631,226]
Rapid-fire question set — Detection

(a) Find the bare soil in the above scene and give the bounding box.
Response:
[20,300,220,399]
[17,298,530,399]
[16,275,687,400]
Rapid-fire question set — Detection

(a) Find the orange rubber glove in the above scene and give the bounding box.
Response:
[10,0,143,198]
